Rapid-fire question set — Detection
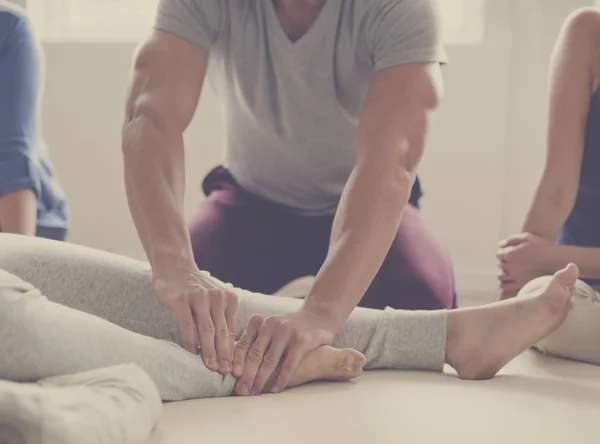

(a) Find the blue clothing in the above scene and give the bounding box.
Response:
[558,90,600,284]
[0,3,68,231]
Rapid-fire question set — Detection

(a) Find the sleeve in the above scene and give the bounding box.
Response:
[0,12,42,199]
[366,0,448,72]
[154,0,224,51]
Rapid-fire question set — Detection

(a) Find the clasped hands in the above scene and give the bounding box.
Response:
[496,232,556,299]
[153,266,335,396]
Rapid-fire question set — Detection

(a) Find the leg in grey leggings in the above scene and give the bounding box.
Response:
[0,235,446,401]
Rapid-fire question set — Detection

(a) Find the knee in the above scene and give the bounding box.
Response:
[520,276,554,295]
[535,286,600,365]
[0,269,38,309]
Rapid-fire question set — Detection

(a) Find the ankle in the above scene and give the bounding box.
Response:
[444,312,462,368]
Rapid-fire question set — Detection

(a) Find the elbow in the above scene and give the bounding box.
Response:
[121,100,167,158]
[537,175,578,213]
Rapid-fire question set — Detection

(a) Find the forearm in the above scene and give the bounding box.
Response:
[522,179,576,241]
[0,188,37,235]
[122,117,194,271]
[303,160,410,329]
[548,244,600,279]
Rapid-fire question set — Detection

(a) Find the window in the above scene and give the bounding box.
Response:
[29,0,485,45]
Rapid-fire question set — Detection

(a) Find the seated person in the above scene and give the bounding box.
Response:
[498,8,600,365]
[0,233,578,441]
[0,2,68,241]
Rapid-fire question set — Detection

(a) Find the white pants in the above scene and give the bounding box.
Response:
[525,277,600,366]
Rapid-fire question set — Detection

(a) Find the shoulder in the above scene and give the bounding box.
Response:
[560,8,600,46]
[0,2,33,46]
[360,0,441,41]
[558,8,600,74]
[0,1,30,29]
[362,0,439,21]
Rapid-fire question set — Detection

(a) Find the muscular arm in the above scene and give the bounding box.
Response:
[122,30,207,271]
[303,64,443,328]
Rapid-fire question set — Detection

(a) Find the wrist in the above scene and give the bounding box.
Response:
[543,243,567,274]
[300,300,345,332]
[151,251,198,279]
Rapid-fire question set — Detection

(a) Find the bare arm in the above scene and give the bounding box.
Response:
[522,9,600,240]
[0,189,36,235]
[303,63,443,328]
[122,30,207,272]
[123,31,240,371]
[498,9,600,293]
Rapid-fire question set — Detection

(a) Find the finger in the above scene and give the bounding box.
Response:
[235,324,272,396]
[173,301,198,354]
[225,291,238,364]
[500,281,519,292]
[253,331,291,395]
[210,291,232,375]
[496,248,507,261]
[502,233,528,248]
[273,338,310,392]
[232,315,261,379]
[191,297,218,372]
[497,270,512,283]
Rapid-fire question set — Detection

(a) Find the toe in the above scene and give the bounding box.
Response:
[554,263,579,289]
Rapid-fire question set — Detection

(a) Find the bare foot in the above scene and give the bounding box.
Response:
[284,346,366,389]
[446,264,578,380]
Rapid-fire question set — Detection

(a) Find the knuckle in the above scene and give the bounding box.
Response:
[216,327,230,338]
[249,314,266,327]
[235,338,251,350]
[262,354,278,366]
[247,348,263,362]
[226,292,238,307]
[198,323,216,334]
[178,317,194,330]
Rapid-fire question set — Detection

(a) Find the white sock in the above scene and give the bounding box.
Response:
[0,364,162,444]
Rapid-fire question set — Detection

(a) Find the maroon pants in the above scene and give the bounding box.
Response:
[189,167,455,310]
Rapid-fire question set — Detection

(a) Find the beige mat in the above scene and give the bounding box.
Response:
[147,350,600,444]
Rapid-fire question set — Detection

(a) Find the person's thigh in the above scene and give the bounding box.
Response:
[189,168,328,295]
[0,233,180,343]
[530,277,600,366]
[361,205,455,310]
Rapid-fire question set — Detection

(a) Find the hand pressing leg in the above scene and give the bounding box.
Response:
[233,265,578,382]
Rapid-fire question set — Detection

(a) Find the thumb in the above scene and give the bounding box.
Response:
[500,233,528,248]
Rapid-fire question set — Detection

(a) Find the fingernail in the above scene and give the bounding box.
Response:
[270,385,280,394]
[208,358,218,370]
[219,361,231,373]
[233,365,242,376]
[250,386,257,396]
[238,384,249,396]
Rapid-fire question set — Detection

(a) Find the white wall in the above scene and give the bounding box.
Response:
[39,0,593,301]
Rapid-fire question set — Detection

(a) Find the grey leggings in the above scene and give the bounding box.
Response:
[0,234,446,402]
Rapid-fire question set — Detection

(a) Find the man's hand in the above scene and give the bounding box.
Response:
[153,266,238,374]
[231,311,335,396]
[497,233,557,298]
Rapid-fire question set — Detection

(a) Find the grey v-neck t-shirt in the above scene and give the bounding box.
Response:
[155,0,446,215]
